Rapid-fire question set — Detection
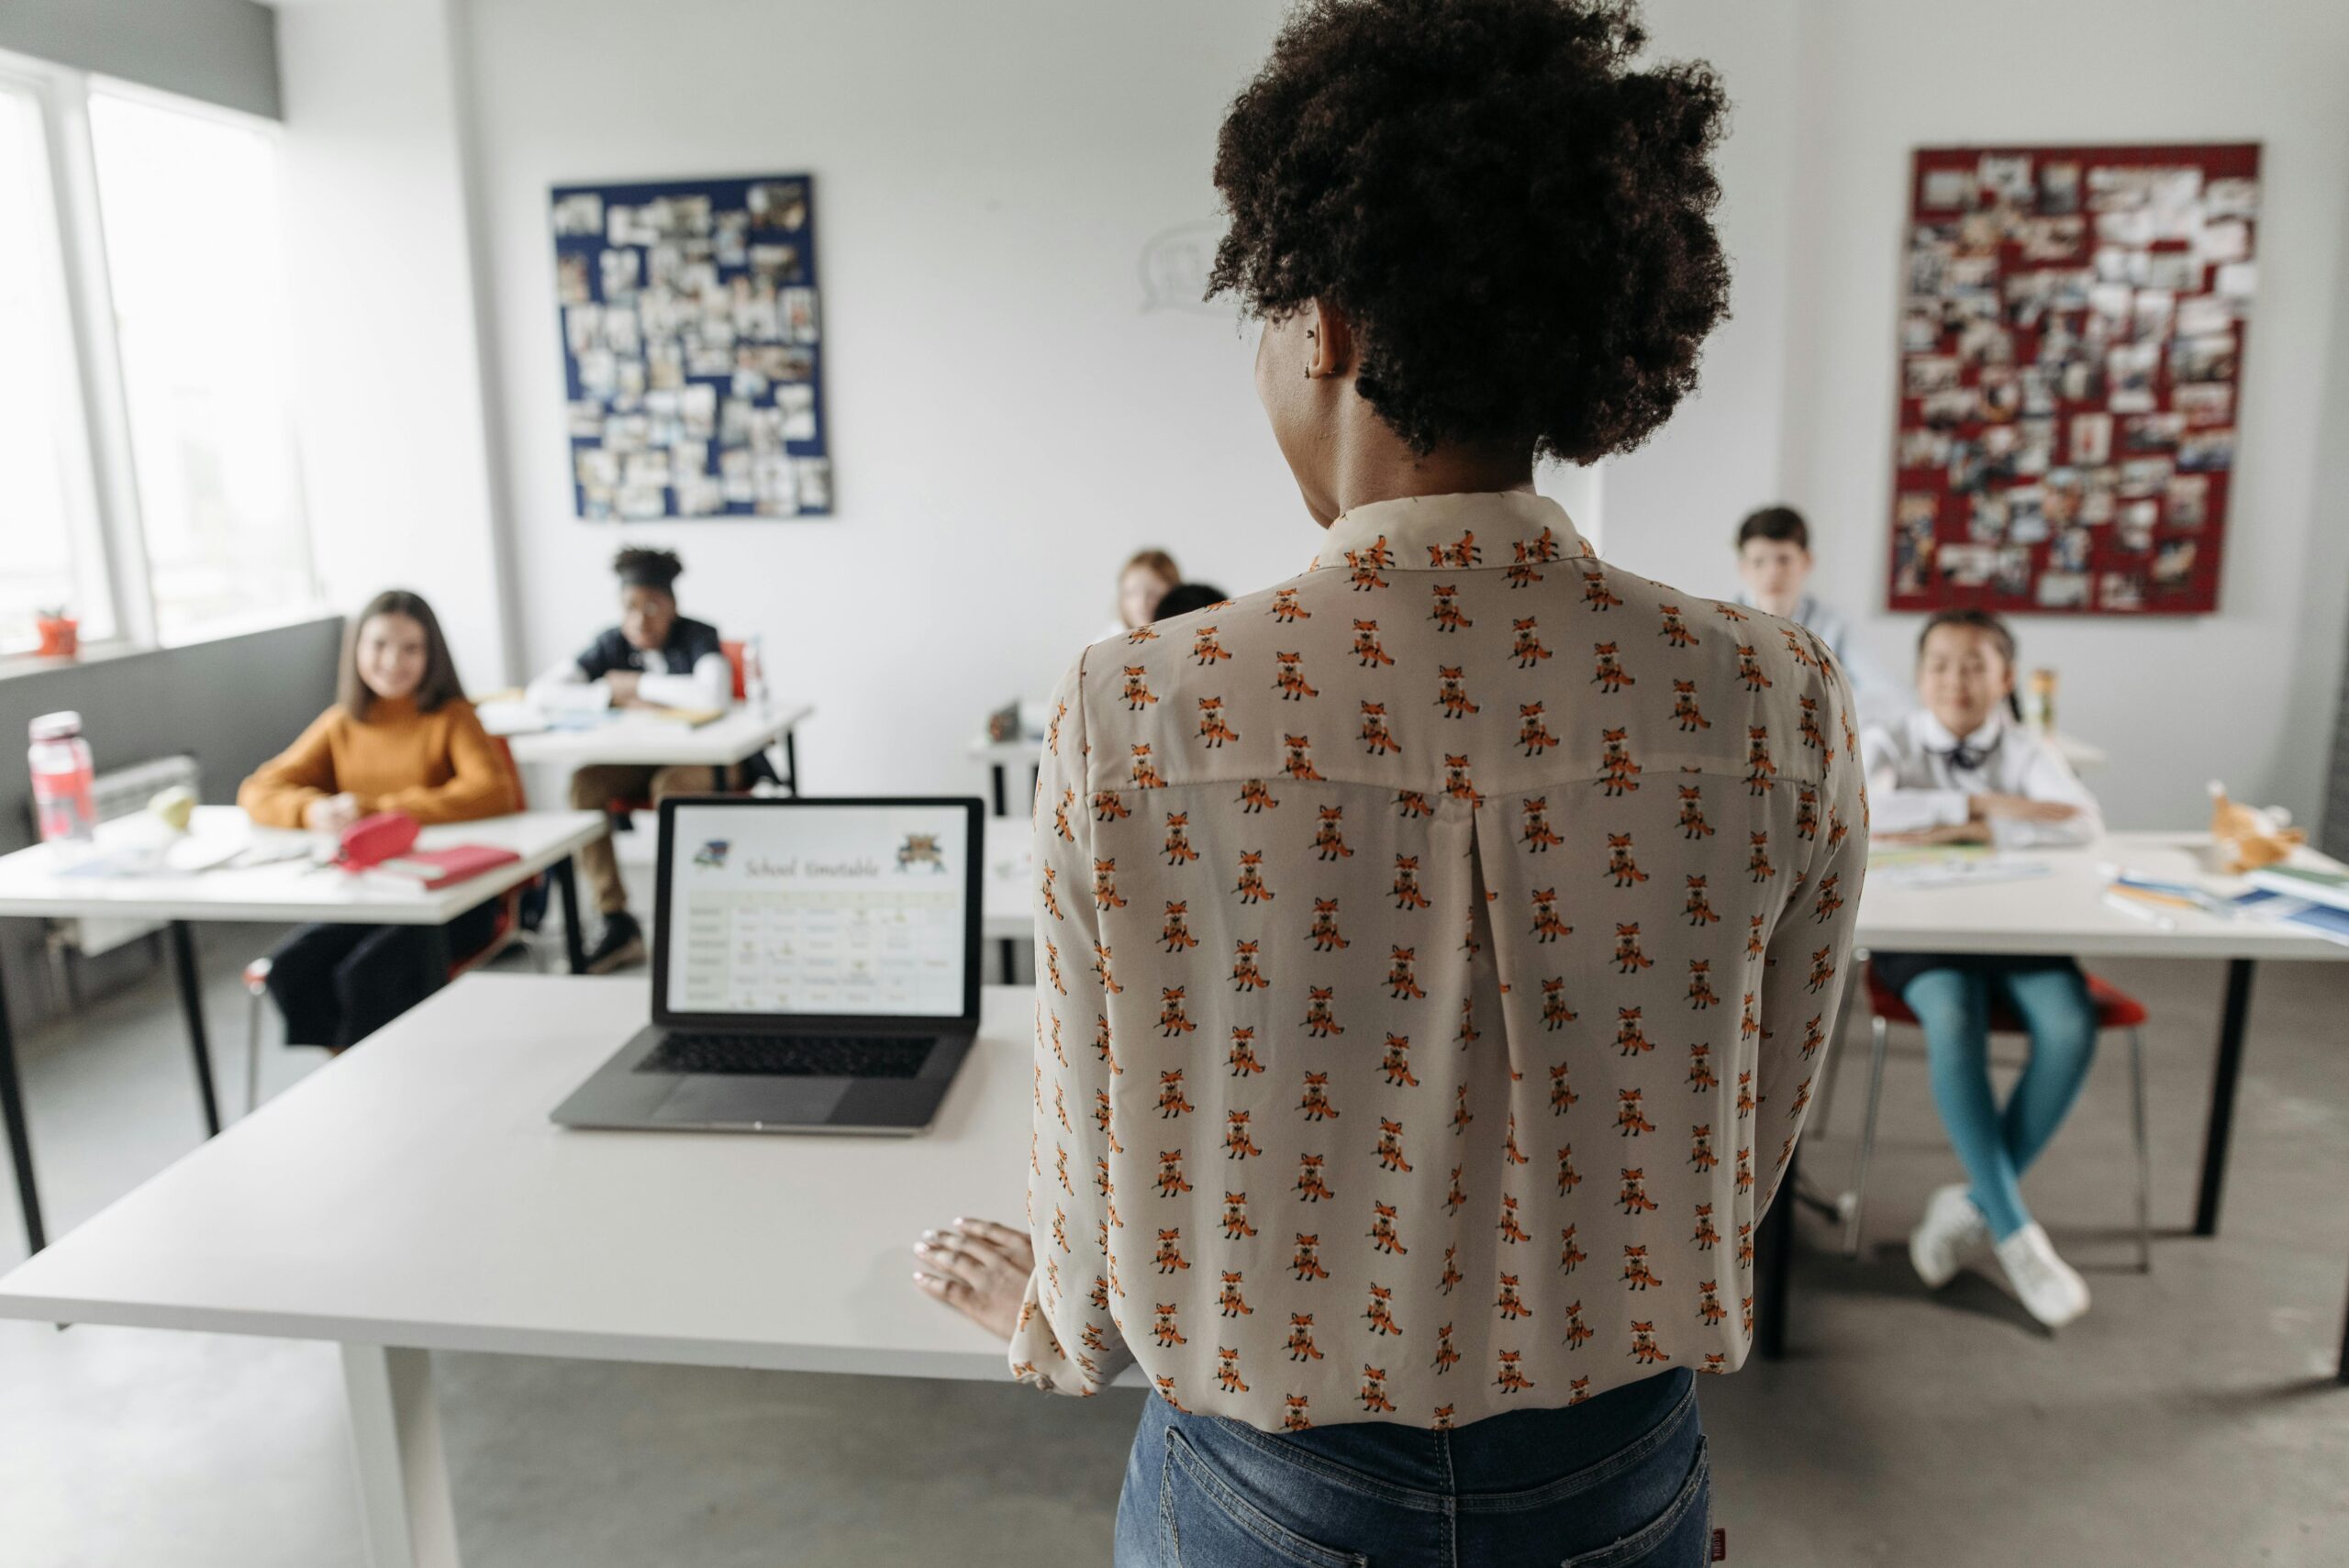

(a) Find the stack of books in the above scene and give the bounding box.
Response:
[2236,864,2349,946]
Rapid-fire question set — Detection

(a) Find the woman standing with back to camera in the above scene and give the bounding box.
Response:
[911,3,1867,1562]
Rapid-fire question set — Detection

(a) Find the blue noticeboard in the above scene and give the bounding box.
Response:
[550,172,832,519]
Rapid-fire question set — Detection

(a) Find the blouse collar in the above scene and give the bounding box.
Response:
[1916,707,2006,754]
[1308,491,1593,577]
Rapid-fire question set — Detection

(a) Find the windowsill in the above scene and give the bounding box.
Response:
[0,606,340,684]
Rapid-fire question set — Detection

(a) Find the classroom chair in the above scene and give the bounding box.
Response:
[1836,961,2152,1273]
[239,739,547,1114]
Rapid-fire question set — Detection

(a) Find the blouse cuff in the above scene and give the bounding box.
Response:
[1007,1268,1128,1396]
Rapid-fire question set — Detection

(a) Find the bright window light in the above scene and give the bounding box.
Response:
[88,89,313,644]
[0,83,112,653]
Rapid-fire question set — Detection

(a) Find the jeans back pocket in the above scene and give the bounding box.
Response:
[1162,1427,1370,1568]
[1557,1436,1711,1568]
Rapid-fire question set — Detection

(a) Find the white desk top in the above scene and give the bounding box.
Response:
[0,976,1028,1381]
[0,807,606,927]
[975,825,2343,958]
[501,703,811,770]
[1854,829,2349,962]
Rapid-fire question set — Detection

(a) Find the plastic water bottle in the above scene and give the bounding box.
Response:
[743,635,770,715]
[28,710,97,844]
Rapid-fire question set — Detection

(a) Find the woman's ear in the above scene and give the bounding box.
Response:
[1307,298,1353,379]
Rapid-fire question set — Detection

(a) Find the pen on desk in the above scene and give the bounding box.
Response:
[2109,885,2199,912]
[2101,892,2176,930]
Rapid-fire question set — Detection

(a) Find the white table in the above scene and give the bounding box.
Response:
[500,703,813,795]
[0,975,1030,1568]
[0,807,607,1256]
[1754,829,2349,1374]
[968,730,1041,817]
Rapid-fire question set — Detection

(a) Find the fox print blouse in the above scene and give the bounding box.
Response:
[1009,490,1868,1433]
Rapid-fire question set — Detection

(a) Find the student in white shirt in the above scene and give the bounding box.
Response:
[1862,608,2103,1328]
[1735,506,1901,725]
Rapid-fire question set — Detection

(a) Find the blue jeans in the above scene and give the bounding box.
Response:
[1897,959,2099,1241]
[1114,1370,1708,1568]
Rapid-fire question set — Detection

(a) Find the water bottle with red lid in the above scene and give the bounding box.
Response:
[28,710,97,845]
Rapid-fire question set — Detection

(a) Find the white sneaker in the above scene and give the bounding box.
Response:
[1992,1223,2091,1329]
[1909,1183,1990,1289]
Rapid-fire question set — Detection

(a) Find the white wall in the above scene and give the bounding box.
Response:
[1759,0,2349,830]
[276,0,518,690]
[461,0,1304,795]
[1597,0,1806,585]
[275,0,2349,826]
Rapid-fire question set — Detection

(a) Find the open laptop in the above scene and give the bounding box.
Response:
[551,795,985,1135]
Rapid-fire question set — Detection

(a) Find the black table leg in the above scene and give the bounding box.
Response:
[989,762,1007,819]
[1755,1143,1798,1361]
[168,921,222,1138]
[2193,958,2256,1238]
[0,956,46,1255]
[998,938,1019,985]
[551,855,588,974]
[783,729,800,796]
[2337,1256,2349,1385]
[418,921,453,997]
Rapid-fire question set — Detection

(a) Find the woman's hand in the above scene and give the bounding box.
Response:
[303,793,362,833]
[911,1218,1034,1342]
[604,670,642,706]
[1969,793,2079,825]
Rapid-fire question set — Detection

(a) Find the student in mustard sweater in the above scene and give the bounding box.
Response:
[239,590,518,1050]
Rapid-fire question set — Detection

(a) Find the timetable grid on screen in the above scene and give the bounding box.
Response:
[664,805,970,1018]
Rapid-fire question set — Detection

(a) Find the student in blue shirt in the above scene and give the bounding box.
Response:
[1735,505,1899,724]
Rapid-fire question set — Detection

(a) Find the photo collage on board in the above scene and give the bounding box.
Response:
[551,174,832,519]
[1887,144,2256,615]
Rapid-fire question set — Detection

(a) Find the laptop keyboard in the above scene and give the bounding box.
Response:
[638,1032,936,1079]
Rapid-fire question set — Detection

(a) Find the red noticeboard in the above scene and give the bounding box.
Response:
[1886,143,2258,616]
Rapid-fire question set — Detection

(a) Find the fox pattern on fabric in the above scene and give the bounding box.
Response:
[1008,491,1866,1434]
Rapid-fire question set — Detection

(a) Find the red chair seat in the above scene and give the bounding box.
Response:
[1867,965,2146,1032]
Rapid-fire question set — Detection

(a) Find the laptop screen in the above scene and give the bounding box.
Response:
[662,801,974,1020]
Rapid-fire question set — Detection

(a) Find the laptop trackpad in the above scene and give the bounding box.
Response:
[654,1077,850,1127]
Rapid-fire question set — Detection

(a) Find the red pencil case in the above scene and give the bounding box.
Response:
[335,811,420,871]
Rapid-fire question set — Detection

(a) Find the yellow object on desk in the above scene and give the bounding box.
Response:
[633,706,723,728]
[2103,884,2201,914]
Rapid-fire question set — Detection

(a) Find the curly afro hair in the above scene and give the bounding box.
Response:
[611,544,684,592]
[1208,0,1731,463]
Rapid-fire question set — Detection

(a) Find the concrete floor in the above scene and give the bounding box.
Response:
[1,928,2343,1566]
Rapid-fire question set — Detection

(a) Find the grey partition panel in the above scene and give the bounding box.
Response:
[0,616,341,1031]
[0,0,280,119]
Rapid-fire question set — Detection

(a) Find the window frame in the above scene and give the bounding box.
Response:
[0,46,320,663]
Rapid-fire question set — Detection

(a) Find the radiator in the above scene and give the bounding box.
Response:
[50,754,201,958]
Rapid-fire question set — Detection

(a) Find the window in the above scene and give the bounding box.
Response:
[0,58,314,659]
[0,83,113,652]
[89,90,311,644]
